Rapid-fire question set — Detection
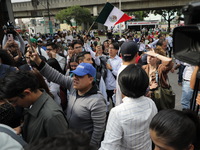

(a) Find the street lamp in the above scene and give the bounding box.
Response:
[119,0,122,37]
[47,0,53,34]
[31,0,53,34]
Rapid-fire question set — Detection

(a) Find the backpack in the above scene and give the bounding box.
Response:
[96,56,107,86]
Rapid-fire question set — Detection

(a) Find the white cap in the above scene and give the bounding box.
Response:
[118,38,126,42]
[37,38,42,42]
[57,39,61,42]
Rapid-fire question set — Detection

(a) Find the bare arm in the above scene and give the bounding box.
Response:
[15,33,25,54]
[191,66,200,105]
[145,51,172,62]
[27,47,72,90]
[2,34,7,48]
[190,66,200,90]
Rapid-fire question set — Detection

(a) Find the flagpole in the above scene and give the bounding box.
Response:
[86,21,95,35]
[119,0,122,37]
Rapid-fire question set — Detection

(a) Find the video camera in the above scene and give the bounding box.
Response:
[173,1,200,66]
[2,22,16,35]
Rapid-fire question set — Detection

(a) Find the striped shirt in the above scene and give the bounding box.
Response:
[100,96,157,150]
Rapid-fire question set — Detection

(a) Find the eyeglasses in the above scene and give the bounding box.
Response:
[46,48,53,51]
[74,46,82,49]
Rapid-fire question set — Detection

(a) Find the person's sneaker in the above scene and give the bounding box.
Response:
[178,82,182,86]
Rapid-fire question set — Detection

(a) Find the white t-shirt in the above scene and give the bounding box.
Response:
[115,64,127,106]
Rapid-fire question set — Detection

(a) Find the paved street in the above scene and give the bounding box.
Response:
[100,36,183,110]
[168,66,182,110]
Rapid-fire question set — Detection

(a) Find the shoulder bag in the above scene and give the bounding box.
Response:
[152,71,175,111]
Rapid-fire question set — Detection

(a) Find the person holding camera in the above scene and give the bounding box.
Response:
[2,22,25,55]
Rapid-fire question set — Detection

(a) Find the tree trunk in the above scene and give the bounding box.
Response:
[75,21,77,32]
[167,19,171,33]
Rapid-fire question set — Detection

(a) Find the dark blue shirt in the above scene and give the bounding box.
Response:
[0,64,16,79]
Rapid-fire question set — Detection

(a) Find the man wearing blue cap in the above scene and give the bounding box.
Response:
[28,49,107,147]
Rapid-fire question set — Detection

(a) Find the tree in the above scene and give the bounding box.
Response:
[56,6,93,29]
[56,9,72,26]
[127,11,149,21]
[152,8,181,32]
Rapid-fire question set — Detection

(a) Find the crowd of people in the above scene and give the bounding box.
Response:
[0,28,200,150]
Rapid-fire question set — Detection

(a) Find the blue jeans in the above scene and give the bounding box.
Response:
[181,80,193,109]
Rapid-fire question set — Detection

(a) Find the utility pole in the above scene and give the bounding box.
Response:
[119,0,122,37]
[47,0,53,34]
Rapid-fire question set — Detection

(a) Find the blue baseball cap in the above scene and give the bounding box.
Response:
[70,63,96,77]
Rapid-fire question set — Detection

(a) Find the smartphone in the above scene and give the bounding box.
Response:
[7,34,13,41]
[26,34,34,53]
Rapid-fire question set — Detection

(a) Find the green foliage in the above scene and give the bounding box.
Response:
[56,9,72,26]
[134,11,150,21]
[153,8,178,22]
[152,8,181,32]
[127,11,150,21]
[56,5,92,27]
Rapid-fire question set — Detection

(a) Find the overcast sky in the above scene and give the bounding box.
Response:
[11,0,31,3]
